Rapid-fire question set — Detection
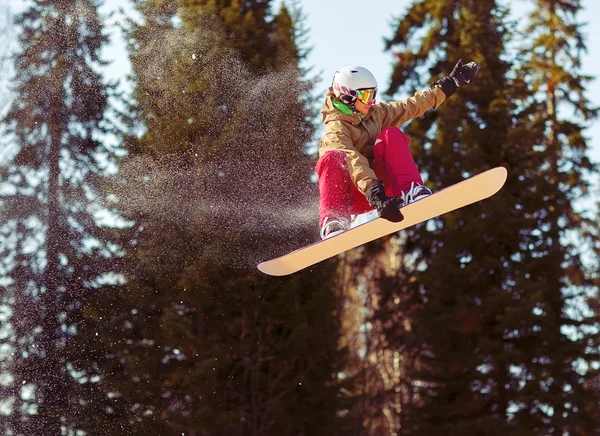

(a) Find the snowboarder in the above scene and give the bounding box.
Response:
[317,59,480,239]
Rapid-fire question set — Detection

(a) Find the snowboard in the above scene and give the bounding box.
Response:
[258,166,508,276]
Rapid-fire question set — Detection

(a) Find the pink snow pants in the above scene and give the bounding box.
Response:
[316,127,423,227]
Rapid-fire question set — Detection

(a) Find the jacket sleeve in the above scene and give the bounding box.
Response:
[377,86,447,128]
[320,121,378,196]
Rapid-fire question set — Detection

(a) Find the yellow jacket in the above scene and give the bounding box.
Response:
[319,86,448,195]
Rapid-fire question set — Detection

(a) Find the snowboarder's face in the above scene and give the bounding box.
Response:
[354,98,371,116]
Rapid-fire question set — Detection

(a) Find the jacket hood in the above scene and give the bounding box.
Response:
[321,88,363,126]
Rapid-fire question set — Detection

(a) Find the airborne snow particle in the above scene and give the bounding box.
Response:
[112,20,320,268]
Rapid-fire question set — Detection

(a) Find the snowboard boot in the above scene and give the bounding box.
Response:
[320,217,350,239]
[350,209,379,228]
[401,182,432,205]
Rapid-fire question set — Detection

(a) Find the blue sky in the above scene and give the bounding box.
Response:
[3,0,600,166]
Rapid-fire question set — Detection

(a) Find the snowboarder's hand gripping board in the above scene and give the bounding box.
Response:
[258,167,507,276]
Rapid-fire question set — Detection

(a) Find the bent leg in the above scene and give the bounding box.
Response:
[371,127,423,197]
[316,151,371,227]
[316,151,352,228]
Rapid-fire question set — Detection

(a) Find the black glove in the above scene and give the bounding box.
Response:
[449,59,479,86]
[433,59,480,98]
[366,181,404,223]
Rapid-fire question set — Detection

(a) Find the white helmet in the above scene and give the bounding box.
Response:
[332,66,378,104]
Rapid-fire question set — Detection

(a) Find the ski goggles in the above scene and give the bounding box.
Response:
[338,85,378,106]
[355,88,377,105]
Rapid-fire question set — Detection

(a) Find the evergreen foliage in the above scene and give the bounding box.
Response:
[509,0,600,430]
[379,0,599,434]
[0,0,121,434]
[83,1,354,433]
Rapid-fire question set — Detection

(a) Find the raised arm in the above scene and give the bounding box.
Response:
[376,59,480,128]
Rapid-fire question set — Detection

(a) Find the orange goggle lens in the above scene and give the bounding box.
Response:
[356,88,377,105]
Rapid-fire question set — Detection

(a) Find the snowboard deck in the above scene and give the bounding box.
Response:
[258,166,508,276]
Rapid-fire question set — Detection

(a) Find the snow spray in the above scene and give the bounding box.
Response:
[113,18,321,268]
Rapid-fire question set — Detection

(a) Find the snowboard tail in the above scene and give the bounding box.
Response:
[258,167,508,276]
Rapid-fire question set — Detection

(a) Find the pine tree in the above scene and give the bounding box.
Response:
[380,1,515,432]
[507,0,600,431]
[0,0,121,433]
[380,0,599,433]
[85,1,354,433]
[339,243,411,435]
